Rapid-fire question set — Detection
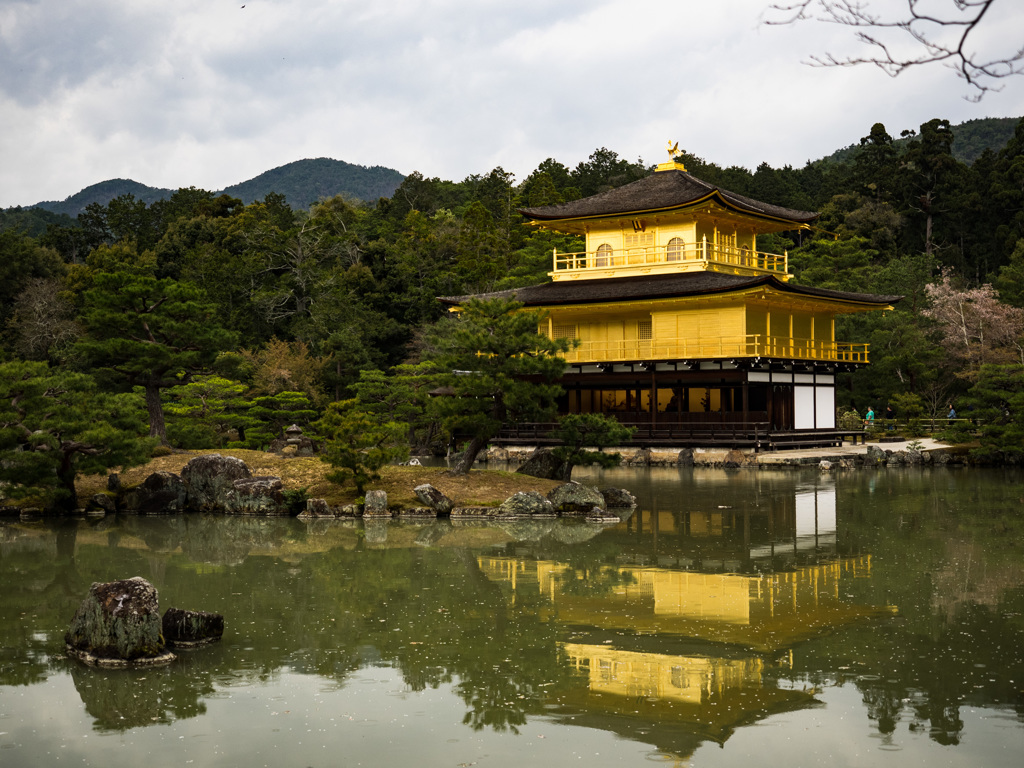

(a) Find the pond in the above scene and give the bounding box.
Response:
[1,466,1023,767]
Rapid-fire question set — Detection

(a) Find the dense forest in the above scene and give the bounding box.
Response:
[5,115,1024,508]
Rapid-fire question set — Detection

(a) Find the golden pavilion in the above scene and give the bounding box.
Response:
[441,150,899,448]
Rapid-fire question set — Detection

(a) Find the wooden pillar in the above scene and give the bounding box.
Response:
[742,380,749,425]
[650,368,658,427]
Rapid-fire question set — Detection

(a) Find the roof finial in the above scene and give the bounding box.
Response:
[657,141,686,173]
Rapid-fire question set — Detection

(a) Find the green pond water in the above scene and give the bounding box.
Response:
[1,466,1023,767]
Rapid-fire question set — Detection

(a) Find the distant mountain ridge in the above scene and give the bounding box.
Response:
[30,158,405,217]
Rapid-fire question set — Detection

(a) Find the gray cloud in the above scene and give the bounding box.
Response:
[2,0,1023,208]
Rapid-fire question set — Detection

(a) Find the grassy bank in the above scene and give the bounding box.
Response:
[75,449,560,509]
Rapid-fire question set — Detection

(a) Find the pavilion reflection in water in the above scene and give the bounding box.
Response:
[478,483,895,756]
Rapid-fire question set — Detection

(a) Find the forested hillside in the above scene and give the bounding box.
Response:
[33,179,173,217]
[220,158,405,207]
[821,116,1019,166]
[5,115,1024,509]
[27,158,405,216]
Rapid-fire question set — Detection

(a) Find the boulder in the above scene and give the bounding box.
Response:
[162,607,224,648]
[887,451,908,467]
[722,449,749,468]
[906,450,924,466]
[498,491,555,517]
[224,476,287,515]
[677,448,695,467]
[413,484,454,516]
[600,487,636,508]
[548,481,605,514]
[363,490,389,516]
[123,471,187,515]
[819,460,833,472]
[625,448,651,466]
[87,493,117,514]
[303,498,334,517]
[65,577,174,667]
[865,444,888,465]
[182,454,252,512]
[516,448,569,480]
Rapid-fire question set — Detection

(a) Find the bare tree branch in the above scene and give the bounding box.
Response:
[765,0,1024,99]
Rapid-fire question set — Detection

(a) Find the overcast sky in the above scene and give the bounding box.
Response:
[2,0,1023,208]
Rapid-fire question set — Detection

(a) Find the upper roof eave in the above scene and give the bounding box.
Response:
[518,168,819,228]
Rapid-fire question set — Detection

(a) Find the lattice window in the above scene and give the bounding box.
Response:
[638,320,652,340]
[595,243,612,267]
[666,236,685,261]
[624,232,655,248]
[552,324,578,340]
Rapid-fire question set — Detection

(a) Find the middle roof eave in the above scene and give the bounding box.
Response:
[439,272,901,309]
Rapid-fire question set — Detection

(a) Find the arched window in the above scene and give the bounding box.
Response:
[666,237,684,262]
[595,243,612,267]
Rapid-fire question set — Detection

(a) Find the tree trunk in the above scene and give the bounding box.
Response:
[55,450,79,514]
[145,382,168,444]
[450,434,488,475]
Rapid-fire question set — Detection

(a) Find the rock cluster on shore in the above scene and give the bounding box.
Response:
[299,480,635,521]
[90,454,292,517]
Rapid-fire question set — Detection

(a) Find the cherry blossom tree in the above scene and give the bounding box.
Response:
[923,271,1024,378]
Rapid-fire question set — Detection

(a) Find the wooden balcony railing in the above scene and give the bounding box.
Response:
[553,335,869,364]
[552,238,788,275]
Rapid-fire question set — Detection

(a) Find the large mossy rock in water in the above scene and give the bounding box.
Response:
[65,577,175,667]
[181,454,252,512]
[162,607,224,648]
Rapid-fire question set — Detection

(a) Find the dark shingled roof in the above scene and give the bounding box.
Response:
[439,272,901,308]
[519,168,819,225]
